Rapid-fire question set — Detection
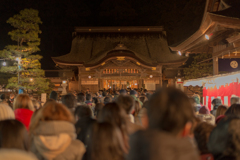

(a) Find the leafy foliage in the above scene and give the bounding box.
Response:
[0,8,54,94]
[183,53,213,80]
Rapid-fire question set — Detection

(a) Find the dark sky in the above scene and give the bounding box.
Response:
[0,0,205,70]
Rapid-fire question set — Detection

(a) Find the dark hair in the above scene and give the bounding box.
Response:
[92,97,99,104]
[61,93,76,109]
[194,122,214,154]
[86,94,92,101]
[139,96,147,104]
[216,105,228,117]
[98,103,127,132]
[208,116,240,159]
[115,95,135,114]
[0,94,6,100]
[88,122,125,160]
[74,105,92,119]
[49,91,58,100]
[146,87,194,135]
[94,103,104,118]
[104,96,112,104]
[225,104,240,117]
[0,120,29,151]
[77,93,85,103]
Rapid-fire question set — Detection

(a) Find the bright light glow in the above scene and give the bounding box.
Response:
[177,78,181,82]
[88,75,91,79]
[2,62,6,66]
[178,51,182,56]
[16,57,19,61]
[135,83,137,85]
[110,86,111,88]
[205,34,210,40]
[150,75,153,78]
[62,80,67,84]
[30,78,33,82]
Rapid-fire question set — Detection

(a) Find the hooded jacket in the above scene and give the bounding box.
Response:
[14,108,33,130]
[0,149,38,160]
[127,130,200,160]
[31,121,86,160]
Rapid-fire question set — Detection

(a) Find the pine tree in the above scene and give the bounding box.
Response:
[183,53,213,80]
[0,8,54,94]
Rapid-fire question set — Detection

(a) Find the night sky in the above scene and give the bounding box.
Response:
[0,0,205,70]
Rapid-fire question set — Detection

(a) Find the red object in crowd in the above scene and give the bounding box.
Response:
[203,82,240,111]
[14,108,33,130]
[200,154,214,160]
[216,115,226,124]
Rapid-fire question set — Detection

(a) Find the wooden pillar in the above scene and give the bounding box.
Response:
[213,57,219,75]
[78,67,82,92]
[158,65,163,87]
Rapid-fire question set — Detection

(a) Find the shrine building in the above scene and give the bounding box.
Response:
[52,27,187,92]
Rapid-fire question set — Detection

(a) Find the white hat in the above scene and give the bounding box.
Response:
[0,104,15,121]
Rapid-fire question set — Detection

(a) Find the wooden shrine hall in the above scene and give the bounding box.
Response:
[52,26,187,92]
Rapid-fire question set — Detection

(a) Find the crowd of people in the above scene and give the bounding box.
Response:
[0,87,240,160]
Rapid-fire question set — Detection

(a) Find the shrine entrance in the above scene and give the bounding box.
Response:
[103,79,139,90]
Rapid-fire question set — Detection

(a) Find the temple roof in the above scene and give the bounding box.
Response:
[52,27,187,67]
[212,3,240,19]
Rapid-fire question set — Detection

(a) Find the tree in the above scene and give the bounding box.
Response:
[183,53,213,80]
[0,8,54,94]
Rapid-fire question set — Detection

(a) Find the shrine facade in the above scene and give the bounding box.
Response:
[52,27,187,92]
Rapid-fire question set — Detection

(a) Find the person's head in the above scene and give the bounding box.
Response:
[0,94,6,101]
[86,94,92,101]
[98,102,127,131]
[30,101,74,132]
[94,103,104,118]
[208,116,240,159]
[194,122,214,155]
[216,105,228,118]
[61,93,76,110]
[119,89,127,95]
[0,120,29,151]
[147,88,194,137]
[133,100,141,117]
[115,95,135,114]
[88,122,126,160]
[77,93,85,103]
[49,91,58,101]
[13,94,34,111]
[130,90,138,97]
[104,96,112,105]
[74,105,93,121]
[92,97,99,104]
[102,91,107,97]
[0,104,15,120]
[211,98,222,108]
[225,104,240,117]
[10,94,15,99]
[231,96,240,105]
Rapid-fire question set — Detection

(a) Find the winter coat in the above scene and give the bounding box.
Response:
[75,117,96,145]
[127,130,200,160]
[31,121,86,160]
[0,149,38,160]
[14,108,33,130]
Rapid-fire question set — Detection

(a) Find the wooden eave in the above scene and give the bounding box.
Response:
[170,12,240,52]
[74,26,165,33]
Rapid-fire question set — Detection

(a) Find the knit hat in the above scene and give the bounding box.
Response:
[0,104,15,120]
[130,90,138,95]
[199,106,210,114]
[49,91,58,100]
